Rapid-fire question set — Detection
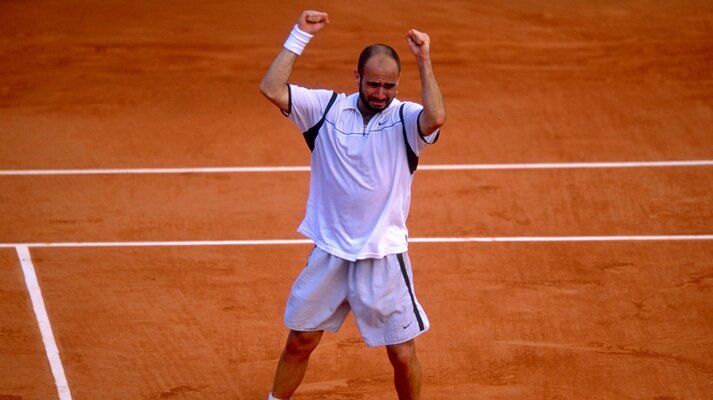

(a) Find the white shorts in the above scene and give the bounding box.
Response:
[284,246,429,347]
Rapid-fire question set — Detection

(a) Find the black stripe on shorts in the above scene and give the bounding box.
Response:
[396,253,425,332]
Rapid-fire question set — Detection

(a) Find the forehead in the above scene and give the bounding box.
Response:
[362,54,399,81]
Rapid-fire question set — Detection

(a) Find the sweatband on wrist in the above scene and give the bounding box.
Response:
[283,25,313,56]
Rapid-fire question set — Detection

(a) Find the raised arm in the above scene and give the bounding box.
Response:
[259,10,330,113]
[406,29,446,135]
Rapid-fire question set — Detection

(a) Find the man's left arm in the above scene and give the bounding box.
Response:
[406,29,446,136]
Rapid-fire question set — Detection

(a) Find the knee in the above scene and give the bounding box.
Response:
[284,330,323,358]
[386,340,417,369]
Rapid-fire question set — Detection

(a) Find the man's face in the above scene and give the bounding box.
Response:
[356,54,400,113]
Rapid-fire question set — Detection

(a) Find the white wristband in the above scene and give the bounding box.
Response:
[283,25,313,56]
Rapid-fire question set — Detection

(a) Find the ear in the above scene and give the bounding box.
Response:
[354,69,360,85]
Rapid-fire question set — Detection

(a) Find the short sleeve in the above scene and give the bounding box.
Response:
[287,84,336,133]
[401,101,440,156]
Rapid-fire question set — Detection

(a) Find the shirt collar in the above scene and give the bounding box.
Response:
[345,92,360,110]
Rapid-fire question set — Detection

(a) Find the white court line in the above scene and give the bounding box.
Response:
[0,166,310,176]
[1,235,713,249]
[15,246,73,400]
[420,160,713,170]
[409,235,713,243]
[1,160,712,176]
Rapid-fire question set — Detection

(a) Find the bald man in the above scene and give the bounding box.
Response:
[260,10,446,400]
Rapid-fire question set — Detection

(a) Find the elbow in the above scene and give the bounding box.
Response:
[426,111,447,132]
[419,110,446,136]
[259,80,287,104]
[258,76,278,100]
[259,80,289,113]
[259,80,272,100]
[433,112,447,129]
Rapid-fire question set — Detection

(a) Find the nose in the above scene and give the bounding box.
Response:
[375,86,386,98]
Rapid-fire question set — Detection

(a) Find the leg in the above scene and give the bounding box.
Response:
[386,339,421,400]
[271,330,324,399]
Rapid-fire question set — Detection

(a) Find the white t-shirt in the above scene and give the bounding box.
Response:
[288,84,439,261]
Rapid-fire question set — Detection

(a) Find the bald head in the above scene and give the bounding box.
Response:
[357,44,401,76]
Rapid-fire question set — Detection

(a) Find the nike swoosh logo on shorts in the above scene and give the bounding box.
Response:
[402,321,414,329]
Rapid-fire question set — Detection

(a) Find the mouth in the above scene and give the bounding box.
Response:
[359,89,389,113]
[369,99,387,108]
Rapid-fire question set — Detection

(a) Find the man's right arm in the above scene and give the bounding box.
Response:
[259,10,330,114]
[259,49,298,114]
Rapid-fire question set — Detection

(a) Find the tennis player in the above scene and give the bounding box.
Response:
[260,9,446,400]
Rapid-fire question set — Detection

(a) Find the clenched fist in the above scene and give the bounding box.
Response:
[406,29,431,60]
[298,10,330,34]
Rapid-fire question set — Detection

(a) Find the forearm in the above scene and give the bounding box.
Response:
[259,11,329,114]
[260,49,298,113]
[417,57,446,135]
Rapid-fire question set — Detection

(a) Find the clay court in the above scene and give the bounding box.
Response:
[1,1,713,399]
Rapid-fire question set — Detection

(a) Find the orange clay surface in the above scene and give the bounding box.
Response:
[1,1,713,399]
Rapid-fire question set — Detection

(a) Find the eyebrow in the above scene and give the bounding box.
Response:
[366,81,397,88]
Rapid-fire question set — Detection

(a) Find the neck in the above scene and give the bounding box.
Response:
[357,100,377,124]
[357,91,385,124]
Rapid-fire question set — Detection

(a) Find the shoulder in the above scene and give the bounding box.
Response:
[397,100,424,116]
[289,84,336,103]
[287,85,348,119]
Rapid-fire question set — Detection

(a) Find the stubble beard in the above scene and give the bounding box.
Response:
[358,78,393,115]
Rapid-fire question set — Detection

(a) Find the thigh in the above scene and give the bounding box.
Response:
[348,252,429,347]
[284,247,352,332]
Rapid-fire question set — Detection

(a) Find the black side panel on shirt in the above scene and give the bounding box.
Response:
[399,104,419,174]
[303,92,338,152]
